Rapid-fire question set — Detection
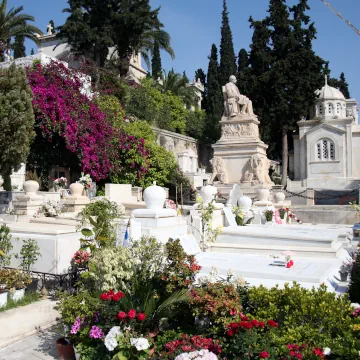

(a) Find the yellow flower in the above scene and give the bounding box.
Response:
[351,324,360,331]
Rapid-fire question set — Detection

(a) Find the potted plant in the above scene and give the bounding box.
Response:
[0,269,10,308]
[56,336,76,360]
[264,209,274,224]
[7,269,32,301]
[279,208,286,220]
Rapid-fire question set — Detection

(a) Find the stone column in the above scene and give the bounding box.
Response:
[306,188,314,206]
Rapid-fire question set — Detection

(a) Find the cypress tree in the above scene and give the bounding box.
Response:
[12,36,26,59]
[204,44,222,142]
[219,0,236,86]
[339,72,350,99]
[195,68,206,85]
[237,48,249,72]
[30,48,35,55]
[0,64,35,190]
[151,40,162,79]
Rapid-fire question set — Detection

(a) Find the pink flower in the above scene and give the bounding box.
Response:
[128,309,136,319]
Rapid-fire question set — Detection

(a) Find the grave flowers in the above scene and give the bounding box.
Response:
[35,200,63,218]
[282,250,295,268]
[53,177,67,189]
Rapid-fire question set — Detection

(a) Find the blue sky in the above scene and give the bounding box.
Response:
[9,0,360,101]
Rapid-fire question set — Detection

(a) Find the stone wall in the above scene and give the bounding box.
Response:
[291,205,360,225]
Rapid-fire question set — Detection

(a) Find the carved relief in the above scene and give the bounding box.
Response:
[222,123,259,139]
[209,156,228,184]
[242,154,273,185]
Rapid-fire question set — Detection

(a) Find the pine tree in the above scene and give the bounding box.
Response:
[151,40,162,79]
[236,48,250,97]
[12,35,26,58]
[0,64,35,190]
[219,0,236,86]
[195,68,206,85]
[204,44,222,142]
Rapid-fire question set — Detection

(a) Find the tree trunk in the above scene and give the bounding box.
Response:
[281,128,288,187]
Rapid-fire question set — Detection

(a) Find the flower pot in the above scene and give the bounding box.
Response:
[143,182,166,209]
[0,290,8,308]
[199,185,218,204]
[238,195,252,212]
[74,345,80,360]
[69,183,84,198]
[9,288,25,302]
[339,271,348,282]
[274,191,285,204]
[56,338,75,360]
[23,180,39,197]
[257,188,270,202]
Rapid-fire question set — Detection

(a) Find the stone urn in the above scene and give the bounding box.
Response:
[274,191,286,204]
[143,181,166,210]
[23,180,39,196]
[238,195,252,212]
[199,185,218,204]
[257,188,270,202]
[69,183,84,198]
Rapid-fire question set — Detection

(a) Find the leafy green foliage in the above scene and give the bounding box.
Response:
[95,95,125,129]
[15,239,41,272]
[0,64,35,189]
[0,224,12,267]
[247,282,360,358]
[194,68,206,85]
[77,198,124,249]
[349,250,360,304]
[0,291,39,312]
[185,110,206,140]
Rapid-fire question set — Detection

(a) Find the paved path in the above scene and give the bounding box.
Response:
[0,328,57,360]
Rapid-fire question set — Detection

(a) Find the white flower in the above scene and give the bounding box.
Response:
[175,350,218,360]
[227,268,236,277]
[130,337,150,351]
[104,326,122,351]
[323,347,331,356]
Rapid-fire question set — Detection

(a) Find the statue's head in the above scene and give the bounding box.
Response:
[229,75,237,84]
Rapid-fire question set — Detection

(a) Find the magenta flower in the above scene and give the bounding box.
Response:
[89,325,104,339]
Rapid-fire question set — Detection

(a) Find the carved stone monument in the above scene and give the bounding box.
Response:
[211,75,273,197]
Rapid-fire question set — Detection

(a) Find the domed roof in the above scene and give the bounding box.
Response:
[315,75,345,101]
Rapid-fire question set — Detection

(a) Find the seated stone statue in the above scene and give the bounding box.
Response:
[223,75,255,118]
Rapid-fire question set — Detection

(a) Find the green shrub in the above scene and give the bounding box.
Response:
[0,224,12,267]
[95,95,125,129]
[349,250,360,303]
[247,282,359,357]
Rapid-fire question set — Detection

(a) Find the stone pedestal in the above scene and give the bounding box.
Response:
[212,114,271,185]
[63,183,89,212]
[13,181,44,216]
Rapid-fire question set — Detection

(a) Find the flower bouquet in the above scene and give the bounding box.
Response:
[54,177,67,189]
[282,250,295,268]
[264,209,274,223]
[278,208,286,220]
[165,199,177,210]
[72,250,91,266]
[37,200,63,217]
[79,173,92,189]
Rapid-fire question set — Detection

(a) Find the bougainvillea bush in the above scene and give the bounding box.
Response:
[26,61,114,180]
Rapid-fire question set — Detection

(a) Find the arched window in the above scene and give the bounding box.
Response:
[327,103,333,115]
[316,138,335,161]
[336,103,341,114]
[319,104,323,115]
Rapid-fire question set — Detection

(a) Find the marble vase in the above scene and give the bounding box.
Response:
[23,180,39,197]
[199,185,218,204]
[70,183,84,197]
[239,195,252,212]
[143,181,166,210]
[274,191,285,204]
[257,189,270,202]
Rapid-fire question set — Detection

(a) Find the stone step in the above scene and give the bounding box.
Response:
[208,242,343,258]
[217,227,336,248]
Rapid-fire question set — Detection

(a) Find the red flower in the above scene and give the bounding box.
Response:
[117,311,127,320]
[240,313,249,321]
[259,351,269,359]
[290,351,296,356]
[251,319,259,327]
[285,208,290,212]
[226,329,234,337]
[229,323,239,330]
[100,293,109,301]
[242,321,253,329]
[258,321,265,328]
[313,348,324,358]
[230,308,237,316]
[112,291,125,301]
[128,309,136,319]
[267,319,278,328]
[137,313,146,321]
[296,354,303,360]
